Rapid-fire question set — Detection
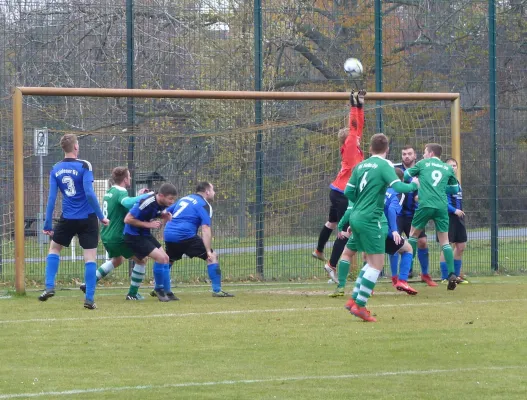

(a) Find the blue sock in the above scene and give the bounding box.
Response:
[207,263,221,292]
[84,261,97,302]
[389,253,399,278]
[418,248,429,275]
[153,262,164,290]
[440,262,448,280]
[163,264,171,293]
[398,253,413,281]
[45,254,60,290]
[454,259,462,277]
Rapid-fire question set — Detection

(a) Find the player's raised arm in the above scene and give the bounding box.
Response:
[403,161,421,182]
[120,191,154,210]
[342,89,366,169]
[385,166,418,194]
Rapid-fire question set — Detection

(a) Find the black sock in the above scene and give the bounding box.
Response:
[329,236,348,267]
[317,226,333,252]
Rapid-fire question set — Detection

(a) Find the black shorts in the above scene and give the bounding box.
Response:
[328,189,348,224]
[166,235,208,263]
[397,215,426,239]
[385,236,405,255]
[436,215,467,244]
[124,234,161,260]
[52,213,99,249]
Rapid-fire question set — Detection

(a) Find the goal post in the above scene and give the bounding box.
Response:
[12,87,460,294]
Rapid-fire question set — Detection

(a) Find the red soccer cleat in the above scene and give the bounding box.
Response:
[395,280,418,295]
[391,275,398,287]
[350,305,377,322]
[344,298,356,311]
[421,274,438,287]
[312,249,326,262]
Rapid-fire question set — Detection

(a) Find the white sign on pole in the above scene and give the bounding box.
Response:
[34,127,49,156]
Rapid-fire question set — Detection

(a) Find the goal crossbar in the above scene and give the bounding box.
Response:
[12,87,460,294]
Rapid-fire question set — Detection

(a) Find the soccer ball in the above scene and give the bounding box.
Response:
[344,58,363,78]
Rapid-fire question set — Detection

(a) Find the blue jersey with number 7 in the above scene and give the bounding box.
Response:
[44,158,104,230]
[164,194,212,242]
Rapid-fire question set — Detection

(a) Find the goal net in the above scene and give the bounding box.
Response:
[2,90,458,291]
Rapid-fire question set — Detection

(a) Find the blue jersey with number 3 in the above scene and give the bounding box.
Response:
[164,194,212,242]
[44,158,104,230]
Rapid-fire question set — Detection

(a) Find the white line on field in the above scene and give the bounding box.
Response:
[1,297,526,324]
[0,365,524,399]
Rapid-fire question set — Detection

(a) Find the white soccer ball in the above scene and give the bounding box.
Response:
[344,58,363,78]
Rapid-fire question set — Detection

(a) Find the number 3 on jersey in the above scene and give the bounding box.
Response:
[431,170,442,187]
[359,171,369,192]
[62,176,76,197]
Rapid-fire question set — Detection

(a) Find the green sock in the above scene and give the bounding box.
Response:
[337,259,350,289]
[127,264,146,296]
[352,265,368,300]
[355,266,380,307]
[96,260,114,281]
[441,244,455,274]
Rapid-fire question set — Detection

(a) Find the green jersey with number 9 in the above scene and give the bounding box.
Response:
[405,157,458,209]
[345,155,417,221]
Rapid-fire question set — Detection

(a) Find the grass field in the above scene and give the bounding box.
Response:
[1,276,526,399]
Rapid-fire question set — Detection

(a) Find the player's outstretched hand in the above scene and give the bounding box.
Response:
[337,230,350,240]
[43,230,53,236]
[100,218,110,226]
[454,209,465,218]
[411,177,420,188]
[392,231,402,245]
[148,220,162,229]
[349,89,356,106]
[357,89,366,105]
[138,188,151,195]
[160,211,172,222]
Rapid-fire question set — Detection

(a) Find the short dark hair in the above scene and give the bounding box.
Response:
[402,145,415,151]
[425,143,442,157]
[60,134,77,153]
[111,167,129,184]
[445,157,458,165]
[196,181,212,193]
[158,183,177,196]
[370,133,389,154]
[394,168,404,181]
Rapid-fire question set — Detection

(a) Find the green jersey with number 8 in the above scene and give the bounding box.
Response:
[101,186,131,243]
[404,157,458,209]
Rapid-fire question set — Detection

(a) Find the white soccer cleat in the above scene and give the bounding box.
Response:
[324,264,339,284]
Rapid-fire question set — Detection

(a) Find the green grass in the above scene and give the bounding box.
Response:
[0,277,526,399]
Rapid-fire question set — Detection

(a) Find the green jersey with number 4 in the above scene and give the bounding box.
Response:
[345,155,417,221]
[404,157,458,209]
[101,186,131,243]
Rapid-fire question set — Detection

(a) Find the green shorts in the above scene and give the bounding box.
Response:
[346,219,385,254]
[103,241,134,259]
[411,207,449,233]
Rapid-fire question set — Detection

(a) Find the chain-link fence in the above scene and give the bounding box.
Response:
[1,0,526,285]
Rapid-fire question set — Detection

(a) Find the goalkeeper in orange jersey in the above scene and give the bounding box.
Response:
[313,89,365,283]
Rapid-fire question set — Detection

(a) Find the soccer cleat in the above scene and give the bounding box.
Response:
[149,289,157,298]
[166,292,180,301]
[391,276,398,287]
[344,298,356,311]
[324,264,339,284]
[212,290,235,298]
[79,284,86,294]
[447,273,457,291]
[136,293,145,300]
[395,280,418,296]
[154,288,170,302]
[329,287,345,297]
[421,274,438,287]
[83,300,97,310]
[312,249,326,262]
[456,277,469,284]
[349,306,377,322]
[38,289,55,302]
[126,294,141,300]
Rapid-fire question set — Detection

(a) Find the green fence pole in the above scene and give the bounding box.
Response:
[374,0,384,133]
[488,0,498,271]
[254,0,264,278]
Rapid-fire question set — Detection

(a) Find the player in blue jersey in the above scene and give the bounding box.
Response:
[439,158,468,284]
[163,182,234,298]
[392,145,437,287]
[39,134,109,310]
[123,183,177,302]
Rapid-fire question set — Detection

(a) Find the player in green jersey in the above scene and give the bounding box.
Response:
[403,143,460,291]
[341,133,418,322]
[80,167,151,299]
